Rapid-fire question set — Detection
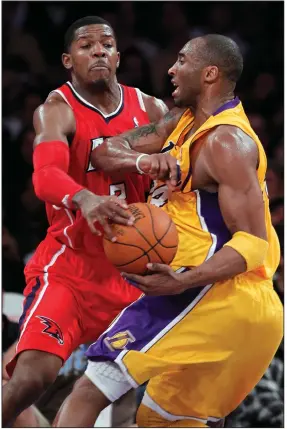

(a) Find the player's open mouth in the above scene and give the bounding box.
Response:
[172,82,179,97]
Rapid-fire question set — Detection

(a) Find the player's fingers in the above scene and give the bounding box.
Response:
[146,263,171,273]
[100,220,117,242]
[121,272,148,285]
[109,197,129,210]
[87,217,101,235]
[149,156,160,177]
[157,157,170,181]
[166,156,178,187]
[103,202,134,224]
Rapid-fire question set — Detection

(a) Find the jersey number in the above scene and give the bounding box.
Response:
[109,182,127,200]
[87,136,111,172]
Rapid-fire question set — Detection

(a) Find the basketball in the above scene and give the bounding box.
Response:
[103,203,178,274]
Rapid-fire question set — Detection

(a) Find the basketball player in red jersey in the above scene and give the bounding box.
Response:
[3,16,172,426]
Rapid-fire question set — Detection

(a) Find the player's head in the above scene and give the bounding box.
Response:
[62,16,119,88]
[168,34,243,107]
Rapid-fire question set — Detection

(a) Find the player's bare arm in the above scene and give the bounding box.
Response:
[91,106,185,187]
[33,94,134,240]
[124,126,268,295]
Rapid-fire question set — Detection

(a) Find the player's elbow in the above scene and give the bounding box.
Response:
[32,168,50,201]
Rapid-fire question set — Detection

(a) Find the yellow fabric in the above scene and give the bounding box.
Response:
[224,231,269,272]
[123,278,283,421]
[137,403,208,427]
[127,100,283,423]
[148,101,280,280]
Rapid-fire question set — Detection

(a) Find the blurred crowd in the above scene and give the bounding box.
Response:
[2,1,284,427]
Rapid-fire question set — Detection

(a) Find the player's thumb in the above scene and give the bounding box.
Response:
[146,263,169,272]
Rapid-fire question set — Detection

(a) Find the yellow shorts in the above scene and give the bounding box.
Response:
[86,275,283,425]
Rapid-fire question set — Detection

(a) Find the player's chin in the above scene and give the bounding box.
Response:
[173,96,183,107]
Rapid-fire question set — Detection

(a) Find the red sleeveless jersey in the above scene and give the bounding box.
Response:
[45,81,150,256]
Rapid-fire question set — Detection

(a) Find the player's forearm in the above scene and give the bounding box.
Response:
[33,141,85,209]
[91,137,145,173]
[181,247,247,288]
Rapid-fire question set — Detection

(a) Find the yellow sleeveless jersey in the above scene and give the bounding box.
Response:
[149,98,280,280]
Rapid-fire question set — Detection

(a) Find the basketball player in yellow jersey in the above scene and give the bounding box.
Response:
[54,35,283,428]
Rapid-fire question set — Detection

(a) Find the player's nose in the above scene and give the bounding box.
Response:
[168,64,176,76]
[91,42,106,58]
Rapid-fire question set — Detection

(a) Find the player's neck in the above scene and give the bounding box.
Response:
[193,91,235,130]
[71,77,121,114]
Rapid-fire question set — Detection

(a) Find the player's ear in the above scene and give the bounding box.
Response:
[62,53,73,70]
[204,66,219,83]
[116,52,120,69]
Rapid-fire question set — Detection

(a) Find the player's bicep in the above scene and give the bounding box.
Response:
[218,178,266,239]
[205,127,266,239]
[33,100,75,148]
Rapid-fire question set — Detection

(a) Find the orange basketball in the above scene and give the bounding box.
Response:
[103,202,178,274]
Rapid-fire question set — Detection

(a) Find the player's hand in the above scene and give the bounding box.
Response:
[73,190,135,241]
[122,263,188,296]
[139,154,179,189]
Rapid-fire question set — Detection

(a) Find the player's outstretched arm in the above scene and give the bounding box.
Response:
[32,95,134,240]
[90,106,184,185]
[180,126,268,288]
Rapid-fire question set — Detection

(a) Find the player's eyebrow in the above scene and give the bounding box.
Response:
[178,52,185,58]
[76,33,114,41]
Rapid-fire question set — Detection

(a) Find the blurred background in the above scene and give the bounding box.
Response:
[2,1,284,427]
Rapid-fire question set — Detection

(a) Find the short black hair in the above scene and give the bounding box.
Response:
[199,34,243,83]
[64,16,115,52]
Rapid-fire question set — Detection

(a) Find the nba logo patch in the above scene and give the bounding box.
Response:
[133,117,139,127]
[104,330,136,351]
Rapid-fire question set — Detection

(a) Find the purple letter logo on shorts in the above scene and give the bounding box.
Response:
[104,330,135,351]
[37,316,64,345]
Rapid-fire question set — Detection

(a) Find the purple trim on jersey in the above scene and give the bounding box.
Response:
[198,190,231,252]
[86,284,205,362]
[213,97,240,116]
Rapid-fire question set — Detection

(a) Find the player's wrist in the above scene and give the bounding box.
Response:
[136,154,151,174]
[72,189,95,209]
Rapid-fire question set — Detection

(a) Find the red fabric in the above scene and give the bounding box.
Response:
[6,234,141,377]
[32,141,85,209]
[41,83,150,254]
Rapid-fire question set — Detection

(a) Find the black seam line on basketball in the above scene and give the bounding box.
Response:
[109,223,169,267]
[105,239,153,267]
[146,204,177,248]
[104,240,149,266]
[132,224,166,264]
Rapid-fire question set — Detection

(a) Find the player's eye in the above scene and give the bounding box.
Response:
[81,44,90,49]
[178,58,184,65]
[104,44,113,49]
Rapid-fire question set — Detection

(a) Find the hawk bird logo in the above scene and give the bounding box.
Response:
[37,316,64,345]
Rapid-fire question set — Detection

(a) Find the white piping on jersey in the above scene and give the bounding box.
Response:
[16,245,66,351]
[51,89,73,108]
[63,209,74,249]
[194,190,217,260]
[135,88,146,111]
[66,81,123,118]
[142,392,222,424]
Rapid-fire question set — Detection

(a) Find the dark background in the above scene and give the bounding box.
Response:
[2,2,284,427]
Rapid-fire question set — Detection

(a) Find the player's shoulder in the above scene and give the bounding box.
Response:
[204,124,258,169]
[206,124,257,154]
[33,91,75,131]
[140,91,169,122]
